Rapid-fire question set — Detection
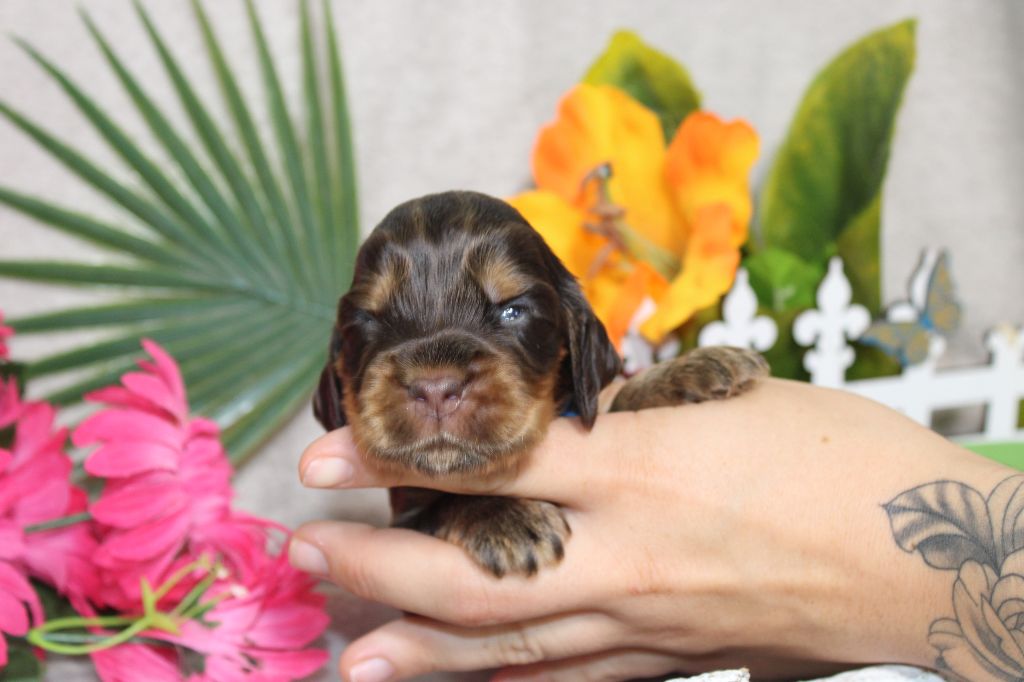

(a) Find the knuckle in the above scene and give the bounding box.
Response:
[444,577,508,626]
[335,553,382,603]
[487,627,547,666]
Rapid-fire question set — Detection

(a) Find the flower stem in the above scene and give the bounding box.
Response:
[23,511,92,534]
[25,555,221,656]
[27,615,152,655]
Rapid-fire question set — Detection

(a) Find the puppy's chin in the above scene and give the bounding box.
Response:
[345,354,560,479]
[361,429,545,478]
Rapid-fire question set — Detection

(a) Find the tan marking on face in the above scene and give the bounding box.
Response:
[356,254,409,313]
[473,251,533,304]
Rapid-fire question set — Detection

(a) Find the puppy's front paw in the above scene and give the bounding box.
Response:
[400,494,569,577]
[610,346,769,412]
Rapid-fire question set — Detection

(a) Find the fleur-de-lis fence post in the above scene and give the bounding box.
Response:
[698,252,1024,441]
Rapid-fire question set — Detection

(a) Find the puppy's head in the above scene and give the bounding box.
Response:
[314,191,620,477]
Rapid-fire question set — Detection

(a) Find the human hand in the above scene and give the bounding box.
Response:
[289,379,1012,681]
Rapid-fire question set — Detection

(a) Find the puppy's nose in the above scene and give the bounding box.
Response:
[408,374,468,419]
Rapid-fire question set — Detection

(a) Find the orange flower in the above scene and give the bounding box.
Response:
[508,83,758,346]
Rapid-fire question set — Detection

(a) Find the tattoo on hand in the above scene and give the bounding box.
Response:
[885,474,1024,681]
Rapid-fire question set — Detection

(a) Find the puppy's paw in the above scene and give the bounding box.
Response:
[610,346,769,412]
[399,494,569,577]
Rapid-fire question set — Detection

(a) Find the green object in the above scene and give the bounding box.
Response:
[966,442,1024,471]
[2,639,43,681]
[744,247,824,313]
[0,0,359,466]
[583,30,702,142]
[756,19,916,314]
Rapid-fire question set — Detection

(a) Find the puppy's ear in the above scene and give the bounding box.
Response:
[313,326,347,431]
[561,279,621,430]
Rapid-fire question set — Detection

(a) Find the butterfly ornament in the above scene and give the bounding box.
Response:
[859,250,961,367]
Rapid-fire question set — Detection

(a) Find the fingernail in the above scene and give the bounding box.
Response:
[348,657,395,682]
[288,538,329,576]
[302,457,354,488]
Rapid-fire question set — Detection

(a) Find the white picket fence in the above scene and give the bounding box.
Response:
[690,251,1024,443]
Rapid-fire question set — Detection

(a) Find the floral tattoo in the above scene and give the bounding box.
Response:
[885,474,1024,681]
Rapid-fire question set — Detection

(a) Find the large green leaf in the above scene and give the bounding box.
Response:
[743,247,824,313]
[757,19,915,312]
[583,30,701,142]
[0,1,359,466]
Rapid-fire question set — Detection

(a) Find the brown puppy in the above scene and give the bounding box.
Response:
[314,190,767,577]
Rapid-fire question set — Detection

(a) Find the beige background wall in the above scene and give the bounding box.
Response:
[1,1,1023,679]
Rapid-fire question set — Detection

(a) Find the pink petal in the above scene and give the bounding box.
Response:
[244,647,330,679]
[120,372,185,424]
[246,604,330,649]
[91,482,187,527]
[25,525,98,600]
[12,402,57,445]
[0,591,30,636]
[0,562,43,625]
[0,562,35,602]
[84,440,180,478]
[0,453,69,518]
[74,409,181,449]
[85,386,163,416]
[98,509,190,562]
[140,340,186,412]
[92,643,182,682]
[14,474,70,524]
[0,522,24,560]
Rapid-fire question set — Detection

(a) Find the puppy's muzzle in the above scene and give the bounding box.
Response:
[407,370,469,420]
[392,330,489,431]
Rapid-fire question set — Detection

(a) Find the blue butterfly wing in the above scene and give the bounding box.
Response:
[861,321,931,366]
[923,252,961,335]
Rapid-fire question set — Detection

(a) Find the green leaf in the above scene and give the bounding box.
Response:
[1,638,43,681]
[323,0,360,286]
[757,19,915,309]
[189,0,308,295]
[836,193,882,312]
[743,248,824,312]
[583,30,701,142]
[0,2,359,466]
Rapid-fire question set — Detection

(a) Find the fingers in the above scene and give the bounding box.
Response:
[289,520,588,626]
[494,650,686,682]
[338,613,623,681]
[298,412,644,504]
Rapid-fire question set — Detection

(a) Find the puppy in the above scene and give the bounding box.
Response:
[314,190,767,577]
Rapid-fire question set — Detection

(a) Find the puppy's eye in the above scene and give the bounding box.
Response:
[499,304,527,323]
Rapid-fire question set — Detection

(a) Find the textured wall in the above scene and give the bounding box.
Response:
[1,1,1022,679]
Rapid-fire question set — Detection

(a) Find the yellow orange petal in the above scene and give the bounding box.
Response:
[532,83,683,254]
[666,112,758,246]
[506,189,606,279]
[601,262,669,349]
[639,204,740,342]
[507,188,663,347]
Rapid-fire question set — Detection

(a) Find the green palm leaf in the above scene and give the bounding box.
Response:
[0,1,358,466]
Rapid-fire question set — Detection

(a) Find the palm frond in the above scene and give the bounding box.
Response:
[0,1,358,466]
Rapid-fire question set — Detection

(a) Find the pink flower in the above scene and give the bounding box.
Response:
[0,310,12,360]
[170,534,329,682]
[72,340,329,680]
[0,560,43,667]
[0,399,98,613]
[75,340,236,610]
[91,524,329,682]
